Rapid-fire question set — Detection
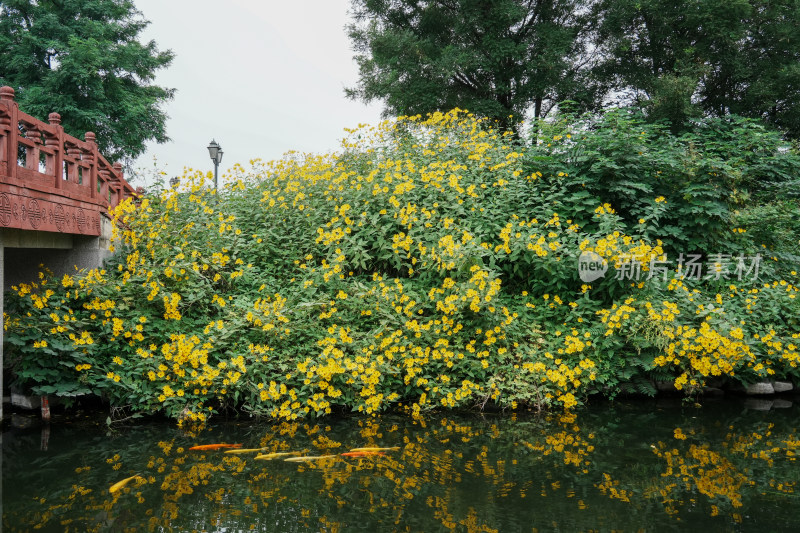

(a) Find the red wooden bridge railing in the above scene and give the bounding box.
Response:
[0,86,138,237]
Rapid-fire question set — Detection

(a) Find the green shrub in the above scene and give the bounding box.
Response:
[4,109,799,423]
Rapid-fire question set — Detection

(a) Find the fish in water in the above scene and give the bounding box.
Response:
[254,452,300,460]
[223,448,269,454]
[188,443,243,451]
[341,451,386,457]
[284,455,338,462]
[348,447,400,452]
[109,474,141,493]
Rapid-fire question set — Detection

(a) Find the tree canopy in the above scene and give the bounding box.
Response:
[348,0,800,137]
[596,0,800,136]
[347,0,598,130]
[0,0,174,165]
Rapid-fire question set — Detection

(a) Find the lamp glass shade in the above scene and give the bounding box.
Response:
[217,149,223,164]
[207,140,220,161]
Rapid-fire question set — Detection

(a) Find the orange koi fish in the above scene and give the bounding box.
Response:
[109,474,142,493]
[348,447,400,452]
[341,451,386,457]
[188,443,243,451]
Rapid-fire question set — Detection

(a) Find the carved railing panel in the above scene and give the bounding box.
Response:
[0,86,137,236]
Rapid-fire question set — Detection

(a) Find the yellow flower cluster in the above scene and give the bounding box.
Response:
[162,293,182,320]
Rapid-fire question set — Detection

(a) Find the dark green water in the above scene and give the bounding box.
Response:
[3,398,799,532]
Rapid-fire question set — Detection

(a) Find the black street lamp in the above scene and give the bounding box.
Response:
[207,139,223,193]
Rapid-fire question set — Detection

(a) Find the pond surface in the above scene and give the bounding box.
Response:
[2,397,799,532]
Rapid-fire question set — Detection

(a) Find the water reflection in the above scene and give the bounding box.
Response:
[3,400,799,532]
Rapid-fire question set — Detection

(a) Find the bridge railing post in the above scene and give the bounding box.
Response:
[66,144,82,184]
[21,121,41,172]
[84,131,99,200]
[111,162,125,208]
[46,112,64,190]
[0,86,19,181]
[99,168,111,207]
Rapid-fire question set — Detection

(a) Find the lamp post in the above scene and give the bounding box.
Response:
[207,139,223,193]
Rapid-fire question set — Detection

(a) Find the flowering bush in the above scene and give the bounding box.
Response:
[4,109,799,423]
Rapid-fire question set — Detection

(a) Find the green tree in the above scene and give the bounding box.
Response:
[595,0,800,136]
[346,0,599,130]
[0,0,174,165]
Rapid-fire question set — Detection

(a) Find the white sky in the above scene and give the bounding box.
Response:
[131,0,383,185]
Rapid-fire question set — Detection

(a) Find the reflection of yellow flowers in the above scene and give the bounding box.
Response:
[522,413,594,468]
[12,410,800,532]
[595,473,632,502]
[653,441,748,509]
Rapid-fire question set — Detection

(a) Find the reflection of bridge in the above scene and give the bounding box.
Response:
[1,85,138,420]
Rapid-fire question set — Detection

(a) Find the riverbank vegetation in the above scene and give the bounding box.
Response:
[5,109,800,423]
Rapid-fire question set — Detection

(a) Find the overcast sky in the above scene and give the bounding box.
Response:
[132,0,383,184]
